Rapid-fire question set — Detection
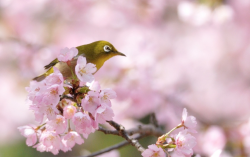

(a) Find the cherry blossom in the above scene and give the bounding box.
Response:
[89,80,101,92]
[29,104,44,123]
[34,142,60,155]
[95,106,114,124]
[39,104,60,120]
[63,105,77,119]
[44,67,64,86]
[181,108,197,133]
[81,90,100,114]
[75,56,97,83]
[100,88,117,107]
[46,115,68,134]
[174,130,196,157]
[42,84,65,106]
[141,144,165,157]
[72,112,95,138]
[199,126,226,156]
[61,131,84,152]
[26,81,46,106]
[57,47,78,62]
[35,131,61,155]
[18,125,39,146]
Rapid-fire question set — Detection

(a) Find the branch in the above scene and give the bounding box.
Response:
[126,124,163,137]
[60,95,74,101]
[106,120,145,153]
[81,118,165,157]
[98,124,163,137]
[98,126,119,135]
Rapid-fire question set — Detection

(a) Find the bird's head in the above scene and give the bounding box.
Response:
[77,40,125,70]
[92,40,125,59]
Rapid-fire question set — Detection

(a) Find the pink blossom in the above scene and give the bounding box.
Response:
[61,131,84,152]
[34,142,59,155]
[26,68,65,122]
[81,91,100,114]
[42,84,65,106]
[72,112,95,138]
[40,104,59,120]
[181,108,197,133]
[18,125,39,146]
[199,126,226,156]
[91,118,98,130]
[28,84,64,121]
[63,105,77,119]
[26,81,46,106]
[29,104,44,123]
[100,88,117,107]
[89,81,101,92]
[174,130,196,157]
[46,115,67,134]
[95,106,114,124]
[35,131,61,155]
[44,67,64,86]
[75,56,97,83]
[57,47,78,62]
[141,144,165,157]
[26,68,64,108]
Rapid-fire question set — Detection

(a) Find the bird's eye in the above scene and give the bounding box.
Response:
[103,45,112,52]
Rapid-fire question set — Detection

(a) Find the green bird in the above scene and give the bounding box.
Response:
[33,40,126,81]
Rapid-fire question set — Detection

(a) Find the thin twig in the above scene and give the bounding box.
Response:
[98,124,163,137]
[60,95,74,101]
[126,124,163,137]
[106,120,145,153]
[98,126,119,135]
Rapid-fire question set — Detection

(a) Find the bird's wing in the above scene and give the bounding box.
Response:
[44,58,59,69]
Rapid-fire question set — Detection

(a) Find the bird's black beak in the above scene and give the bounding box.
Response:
[117,52,126,57]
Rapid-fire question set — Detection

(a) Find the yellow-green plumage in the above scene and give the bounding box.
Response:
[33,40,125,81]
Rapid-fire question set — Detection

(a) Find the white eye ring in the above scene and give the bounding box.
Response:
[104,45,112,52]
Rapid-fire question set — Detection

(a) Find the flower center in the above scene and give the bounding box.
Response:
[46,106,54,114]
[50,88,58,95]
[152,152,160,157]
[177,138,183,147]
[56,118,62,124]
[79,68,86,76]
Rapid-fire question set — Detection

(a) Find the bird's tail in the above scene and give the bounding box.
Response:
[33,74,46,82]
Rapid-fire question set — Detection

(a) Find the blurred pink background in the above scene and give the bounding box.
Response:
[0,0,250,156]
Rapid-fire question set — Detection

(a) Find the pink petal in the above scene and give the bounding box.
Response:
[182,108,187,121]
[77,56,86,66]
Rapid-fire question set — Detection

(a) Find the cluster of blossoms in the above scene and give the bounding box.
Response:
[142,108,197,157]
[18,47,116,154]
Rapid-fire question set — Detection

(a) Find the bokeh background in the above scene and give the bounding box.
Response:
[1,0,250,156]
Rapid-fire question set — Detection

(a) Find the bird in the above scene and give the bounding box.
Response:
[33,40,126,81]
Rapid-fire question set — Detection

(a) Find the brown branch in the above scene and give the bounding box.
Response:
[98,124,163,137]
[89,122,165,157]
[98,126,119,135]
[60,95,74,101]
[99,124,161,137]
[106,120,145,153]
[126,124,163,137]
